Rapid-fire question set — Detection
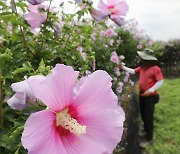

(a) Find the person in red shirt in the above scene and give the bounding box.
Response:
[119,49,163,148]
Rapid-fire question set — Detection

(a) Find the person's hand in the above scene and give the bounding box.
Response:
[118,64,123,69]
[141,90,151,97]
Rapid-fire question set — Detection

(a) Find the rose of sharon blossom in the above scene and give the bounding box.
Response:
[111,51,119,64]
[134,33,141,40]
[21,64,125,154]
[100,30,106,36]
[97,0,129,26]
[124,72,130,83]
[7,75,45,110]
[89,0,128,26]
[24,4,47,29]
[119,55,125,60]
[106,28,115,37]
[109,39,114,46]
[77,45,83,52]
[116,82,124,94]
[114,67,121,76]
[137,44,142,49]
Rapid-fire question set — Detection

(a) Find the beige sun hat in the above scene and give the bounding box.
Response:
[137,48,157,61]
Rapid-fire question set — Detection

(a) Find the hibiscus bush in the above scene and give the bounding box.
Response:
[0,0,153,153]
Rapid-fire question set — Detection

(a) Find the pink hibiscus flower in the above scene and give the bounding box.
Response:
[89,0,128,26]
[106,28,115,37]
[137,44,142,49]
[98,0,129,18]
[110,51,119,64]
[7,75,45,110]
[21,64,125,154]
[24,4,47,29]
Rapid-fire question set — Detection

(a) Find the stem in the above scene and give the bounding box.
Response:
[11,0,33,55]
[0,70,3,128]
[39,0,53,52]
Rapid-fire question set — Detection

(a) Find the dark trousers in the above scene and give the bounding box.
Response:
[139,95,157,141]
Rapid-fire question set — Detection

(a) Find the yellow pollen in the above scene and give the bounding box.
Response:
[56,108,86,135]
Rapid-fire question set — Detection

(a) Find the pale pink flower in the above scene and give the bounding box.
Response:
[111,53,119,64]
[148,40,154,46]
[123,77,128,83]
[24,12,47,29]
[97,0,129,26]
[134,33,141,40]
[77,46,86,60]
[89,0,128,26]
[125,72,130,78]
[114,67,121,76]
[24,4,47,29]
[77,45,83,52]
[80,52,86,61]
[88,8,107,23]
[21,64,125,154]
[112,51,118,56]
[100,30,106,36]
[106,28,115,37]
[116,86,122,94]
[7,22,12,32]
[119,55,125,60]
[129,80,134,86]
[7,75,45,110]
[137,44,142,49]
[109,39,114,46]
[123,72,130,83]
[116,82,124,94]
[98,0,129,18]
[118,82,124,88]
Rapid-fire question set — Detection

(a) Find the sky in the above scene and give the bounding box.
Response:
[51,0,180,41]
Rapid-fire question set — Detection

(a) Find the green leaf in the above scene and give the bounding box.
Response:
[12,61,33,75]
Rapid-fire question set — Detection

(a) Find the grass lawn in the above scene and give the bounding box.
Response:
[146,78,180,154]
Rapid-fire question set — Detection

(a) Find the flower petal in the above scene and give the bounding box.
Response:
[60,133,108,154]
[7,92,27,110]
[78,107,125,153]
[97,0,109,15]
[111,1,129,17]
[110,17,124,26]
[107,0,121,6]
[70,70,125,152]
[89,8,108,22]
[72,70,118,114]
[21,110,68,154]
[74,76,88,96]
[28,64,79,111]
[11,80,34,101]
